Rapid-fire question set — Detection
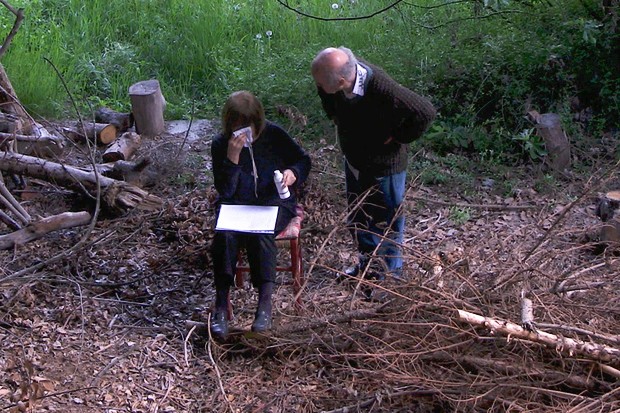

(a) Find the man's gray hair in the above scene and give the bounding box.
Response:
[315,46,359,90]
[337,46,358,82]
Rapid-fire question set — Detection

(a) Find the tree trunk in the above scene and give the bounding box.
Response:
[129,79,166,137]
[0,211,91,250]
[102,132,141,163]
[0,152,162,213]
[95,107,134,133]
[596,190,620,245]
[528,111,571,173]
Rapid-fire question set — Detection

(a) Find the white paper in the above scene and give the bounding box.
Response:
[215,204,278,234]
[232,126,253,147]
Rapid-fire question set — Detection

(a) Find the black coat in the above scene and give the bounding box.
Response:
[211,121,311,232]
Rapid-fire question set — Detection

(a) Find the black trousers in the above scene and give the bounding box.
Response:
[211,231,277,290]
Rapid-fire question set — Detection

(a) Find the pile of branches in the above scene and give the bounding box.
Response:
[177,155,620,412]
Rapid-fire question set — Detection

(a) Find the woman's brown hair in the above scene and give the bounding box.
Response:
[221,91,266,138]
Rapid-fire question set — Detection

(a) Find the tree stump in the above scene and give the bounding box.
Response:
[528,111,571,173]
[596,190,620,245]
[129,79,166,137]
[102,132,141,163]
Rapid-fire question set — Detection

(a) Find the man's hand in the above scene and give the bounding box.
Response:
[281,169,297,186]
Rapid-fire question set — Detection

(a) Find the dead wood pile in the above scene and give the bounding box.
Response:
[2,139,620,411]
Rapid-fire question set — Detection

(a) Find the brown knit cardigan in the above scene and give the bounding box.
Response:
[317,60,437,176]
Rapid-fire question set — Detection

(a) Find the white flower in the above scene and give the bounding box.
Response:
[255,33,262,39]
[266,30,273,38]
[331,3,339,9]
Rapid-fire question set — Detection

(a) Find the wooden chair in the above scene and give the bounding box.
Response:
[230,205,305,315]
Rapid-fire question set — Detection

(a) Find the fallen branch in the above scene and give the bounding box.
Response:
[0,208,19,230]
[320,389,437,413]
[0,151,162,212]
[535,323,620,346]
[411,195,538,211]
[0,211,90,250]
[457,309,620,365]
[0,169,29,224]
[422,352,604,391]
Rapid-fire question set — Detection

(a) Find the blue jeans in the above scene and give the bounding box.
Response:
[344,161,406,274]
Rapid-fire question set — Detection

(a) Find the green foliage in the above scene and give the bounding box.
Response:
[512,128,548,161]
[0,0,617,149]
[449,206,471,226]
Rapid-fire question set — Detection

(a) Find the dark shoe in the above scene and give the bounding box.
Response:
[336,263,361,283]
[337,255,371,282]
[251,310,272,332]
[252,282,273,332]
[209,311,228,339]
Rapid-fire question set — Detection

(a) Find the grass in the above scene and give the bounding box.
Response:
[1,0,617,150]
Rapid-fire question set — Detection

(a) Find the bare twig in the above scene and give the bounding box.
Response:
[0,0,24,59]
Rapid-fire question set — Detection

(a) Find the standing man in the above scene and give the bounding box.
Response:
[311,46,436,283]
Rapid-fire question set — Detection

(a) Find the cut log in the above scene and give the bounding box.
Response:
[102,132,141,163]
[527,110,571,173]
[95,107,134,133]
[0,152,162,213]
[0,211,91,250]
[1,130,66,156]
[457,309,620,365]
[91,158,152,185]
[129,79,166,137]
[63,122,117,145]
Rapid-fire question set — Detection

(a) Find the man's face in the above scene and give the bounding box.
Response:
[313,70,341,95]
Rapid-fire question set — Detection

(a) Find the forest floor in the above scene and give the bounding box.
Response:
[1,119,620,413]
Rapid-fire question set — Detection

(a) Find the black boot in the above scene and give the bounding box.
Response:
[210,288,229,339]
[338,254,370,282]
[251,282,273,333]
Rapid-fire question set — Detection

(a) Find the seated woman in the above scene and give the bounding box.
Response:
[210,91,311,338]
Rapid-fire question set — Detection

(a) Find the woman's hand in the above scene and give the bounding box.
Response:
[282,169,297,187]
[227,132,247,164]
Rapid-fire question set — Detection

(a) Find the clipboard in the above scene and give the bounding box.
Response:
[215,204,278,234]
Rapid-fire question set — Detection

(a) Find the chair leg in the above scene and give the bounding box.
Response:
[290,237,303,308]
[235,252,245,288]
[226,290,233,320]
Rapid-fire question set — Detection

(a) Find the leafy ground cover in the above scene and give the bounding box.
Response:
[1,119,620,412]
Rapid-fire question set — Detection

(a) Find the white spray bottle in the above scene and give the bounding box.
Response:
[273,170,290,199]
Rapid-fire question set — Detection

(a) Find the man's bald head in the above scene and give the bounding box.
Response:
[311,47,358,94]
